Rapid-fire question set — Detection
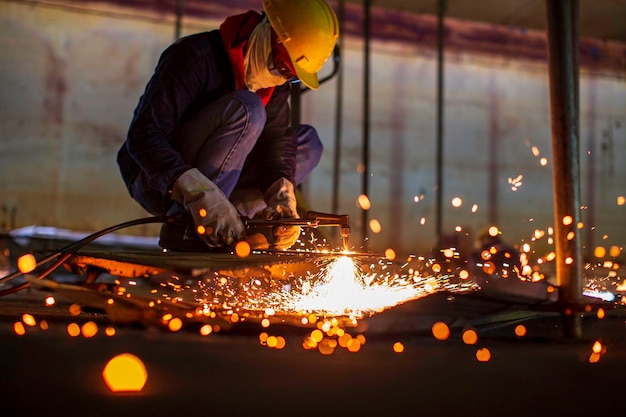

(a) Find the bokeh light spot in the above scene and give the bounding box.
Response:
[22,314,36,327]
[311,329,324,343]
[13,322,25,336]
[592,341,602,354]
[200,325,212,336]
[357,194,371,211]
[609,246,621,257]
[594,246,606,258]
[102,353,148,393]
[275,336,286,350]
[267,336,278,348]
[432,322,450,341]
[168,318,183,332]
[347,339,361,353]
[17,254,36,274]
[476,347,491,362]
[462,329,478,345]
[369,219,382,233]
[235,241,251,258]
[67,323,80,337]
[393,342,405,353]
[69,304,81,316]
[81,321,98,338]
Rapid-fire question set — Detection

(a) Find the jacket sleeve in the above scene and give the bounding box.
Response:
[124,40,207,196]
[253,83,298,192]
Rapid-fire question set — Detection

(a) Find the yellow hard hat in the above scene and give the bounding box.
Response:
[263,0,339,90]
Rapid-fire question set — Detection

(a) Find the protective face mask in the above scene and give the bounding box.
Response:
[244,19,288,92]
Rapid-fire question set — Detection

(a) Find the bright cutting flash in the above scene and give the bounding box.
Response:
[288,256,469,316]
[196,255,477,320]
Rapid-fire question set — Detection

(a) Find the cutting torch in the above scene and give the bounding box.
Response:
[243,210,350,251]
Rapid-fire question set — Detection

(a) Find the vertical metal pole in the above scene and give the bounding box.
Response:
[584,80,596,261]
[331,0,345,215]
[545,0,584,338]
[435,0,446,246]
[487,74,499,226]
[361,0,371,245]
[174,0,184,40]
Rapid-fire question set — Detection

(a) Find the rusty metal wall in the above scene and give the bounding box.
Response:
[0,1,624,256]
[304,44,625,255]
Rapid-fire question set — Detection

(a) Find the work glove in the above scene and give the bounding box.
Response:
[171,168,245,247]
[263,177,301,250]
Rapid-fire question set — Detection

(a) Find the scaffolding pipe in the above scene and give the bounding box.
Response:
[174,0,183,40]
[545,0,584,338]
[435,0,446,246]
[331,0,345,215]
[361,0,371,245]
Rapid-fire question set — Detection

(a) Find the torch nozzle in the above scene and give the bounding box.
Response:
[306,211,350,251]
[340,215,350,251]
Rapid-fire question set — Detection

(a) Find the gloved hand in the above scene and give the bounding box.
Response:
[263,177,301,250]
[171,168,245,247]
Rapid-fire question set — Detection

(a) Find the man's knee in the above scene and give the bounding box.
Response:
[228,90,267,129]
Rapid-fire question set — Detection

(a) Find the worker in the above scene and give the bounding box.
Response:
[116,0,339,252]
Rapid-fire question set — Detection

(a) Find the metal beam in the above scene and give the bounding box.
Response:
[435,0,446,246]
[544,0,584,338]
[331,0,345,215]
[174,0,184,40]
[361,0,371,246]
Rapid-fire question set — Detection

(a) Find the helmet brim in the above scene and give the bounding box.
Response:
[292,63,319,90]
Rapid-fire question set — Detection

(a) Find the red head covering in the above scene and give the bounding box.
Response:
[220,11,276,106]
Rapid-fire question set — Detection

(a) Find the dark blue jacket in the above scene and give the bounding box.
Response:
[117,29,296,213]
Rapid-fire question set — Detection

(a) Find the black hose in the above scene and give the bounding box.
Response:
[0,216,168,296]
